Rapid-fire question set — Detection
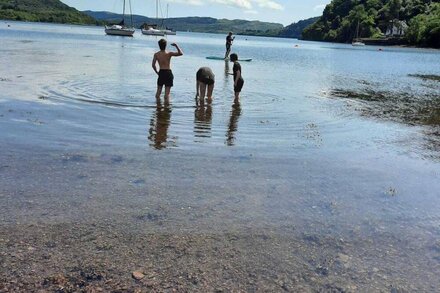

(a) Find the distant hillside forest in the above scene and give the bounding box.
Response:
[84,11,284,37]
[302,0,440,48]
[0,0,318,39]
[0,0,97,24]
[279,16,320,38]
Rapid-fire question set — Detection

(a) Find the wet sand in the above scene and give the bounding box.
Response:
[1,147,440,292]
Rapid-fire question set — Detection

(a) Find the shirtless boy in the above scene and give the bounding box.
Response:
[152,39,183,100]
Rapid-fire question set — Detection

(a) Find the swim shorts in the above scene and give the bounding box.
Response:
[158,69,174,87]
[196,67,215,85]
[234,78,244,93]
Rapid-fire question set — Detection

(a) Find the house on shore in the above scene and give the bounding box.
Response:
[385,20,408,37]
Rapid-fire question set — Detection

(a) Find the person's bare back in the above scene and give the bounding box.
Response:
[153,51,173,70]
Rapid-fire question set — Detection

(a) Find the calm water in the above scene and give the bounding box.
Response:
[1,21,440,290]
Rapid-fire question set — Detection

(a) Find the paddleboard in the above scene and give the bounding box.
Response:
[206,56,253,62]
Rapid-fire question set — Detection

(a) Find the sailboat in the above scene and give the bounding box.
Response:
[142,1,176,36]
[105,0,135,36]
[142,0,165,36]
[162,3,176,35]
[352,20,365,46]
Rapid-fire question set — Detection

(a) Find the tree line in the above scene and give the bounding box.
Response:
[302,0,440,48]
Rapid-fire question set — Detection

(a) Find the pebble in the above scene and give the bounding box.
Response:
[132,271,145,280]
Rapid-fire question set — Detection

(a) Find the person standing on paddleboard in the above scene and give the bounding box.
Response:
[225,32,235,59]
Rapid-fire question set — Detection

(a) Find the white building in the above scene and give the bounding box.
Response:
[386,20,408,37]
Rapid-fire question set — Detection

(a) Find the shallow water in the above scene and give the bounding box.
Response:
[1,21,440,291]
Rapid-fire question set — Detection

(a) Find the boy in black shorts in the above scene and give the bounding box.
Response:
[152,39,183,101]
[230,53,244,100]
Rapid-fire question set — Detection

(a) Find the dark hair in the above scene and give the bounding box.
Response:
[158,39,167,50]
[229,32,233,35]
[230,53,238,62]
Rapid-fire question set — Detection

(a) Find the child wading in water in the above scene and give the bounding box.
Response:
[196,67,215,104]
[230,53,244,101]
[152,39,183,101]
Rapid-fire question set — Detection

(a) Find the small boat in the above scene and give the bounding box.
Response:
[162,4,177,35]
[105,24,135,37]
[142,1,175,36]
[142,25,165,36]
[352,41,365,46]
[105,0,135,37]
[163,28,176,35]
[352,20,365,46]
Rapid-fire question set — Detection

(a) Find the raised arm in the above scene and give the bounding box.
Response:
[170,43,183,56]
[152,53,158,75]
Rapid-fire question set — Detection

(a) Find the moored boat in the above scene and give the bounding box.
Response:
[105,0,135,37]
[105,24,135,36]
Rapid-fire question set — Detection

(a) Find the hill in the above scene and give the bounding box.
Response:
[84,11,284,37]
[302,0,440,48]
[0,0,97,24]
[279,16,319,39]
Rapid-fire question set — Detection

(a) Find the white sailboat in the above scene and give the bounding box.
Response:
[142,0,176,36]
[352,20,365,46]
[162,3,176,35]
[105,0,135,36]
[142,0,165,36]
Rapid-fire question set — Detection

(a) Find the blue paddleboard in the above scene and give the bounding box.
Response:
[206,56,253,62]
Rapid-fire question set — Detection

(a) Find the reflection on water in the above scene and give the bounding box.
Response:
[226,101,242,146]
[148,100,172,150]
[223,60,231,92]
[194,100,212,141]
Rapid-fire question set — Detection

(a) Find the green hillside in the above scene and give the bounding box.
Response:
[279,16,319,39]
[0,0,97,24]
[84,11,284,37]
[302,0,440,48]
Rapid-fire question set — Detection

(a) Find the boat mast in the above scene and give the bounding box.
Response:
[129,0,133,27]
[156,0,159,20]
[355,20,360,40]
[123,0,126,21]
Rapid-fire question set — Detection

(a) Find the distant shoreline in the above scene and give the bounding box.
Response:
[2,19,440,50]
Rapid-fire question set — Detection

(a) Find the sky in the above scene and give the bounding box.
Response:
[60,0,331,25]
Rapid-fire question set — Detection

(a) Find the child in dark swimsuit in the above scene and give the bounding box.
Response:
[152,39,183,102]
[230,53,244,100]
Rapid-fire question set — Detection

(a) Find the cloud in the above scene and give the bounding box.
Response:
[254,0,283,10]
[244,9,258,14]
[168,0,283,11]
[313,4,327,11]
[168,0,204,5]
